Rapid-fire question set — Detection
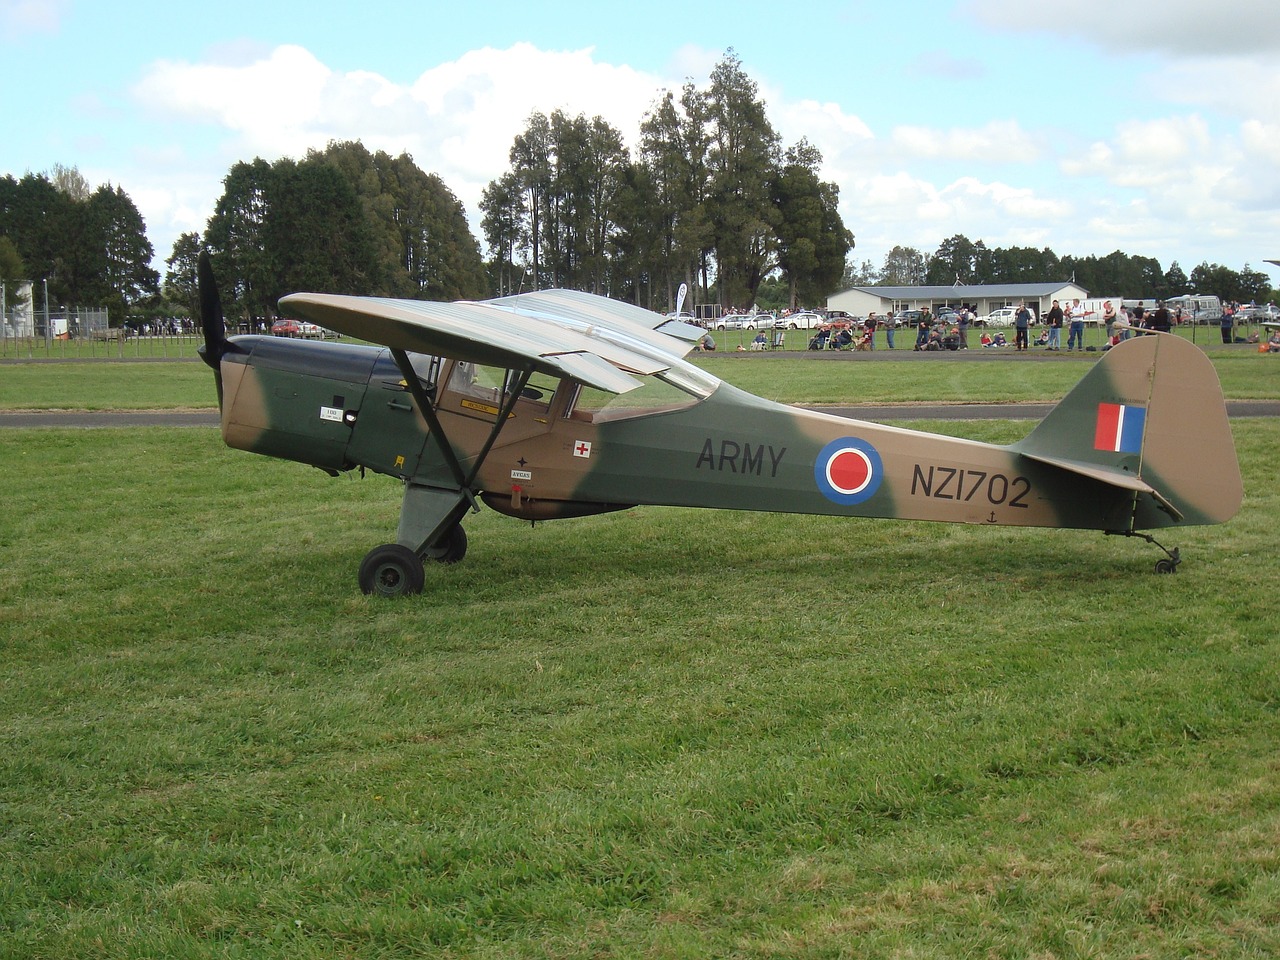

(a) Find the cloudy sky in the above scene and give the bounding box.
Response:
[3,0,1279,287]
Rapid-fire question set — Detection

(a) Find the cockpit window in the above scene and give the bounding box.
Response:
[408,353,443,388]
[446,362,563,418]
[568,367,715,423]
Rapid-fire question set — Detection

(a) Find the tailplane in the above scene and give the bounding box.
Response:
[1013,334,1241,530]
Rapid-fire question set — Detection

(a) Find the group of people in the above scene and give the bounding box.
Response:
[702,295,1273,355]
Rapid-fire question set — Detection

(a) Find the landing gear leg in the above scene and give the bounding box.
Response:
[1106,530,1181,574]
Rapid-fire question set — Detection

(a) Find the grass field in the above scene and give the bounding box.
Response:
[2,359,1278,957]
[2,337,1278,410]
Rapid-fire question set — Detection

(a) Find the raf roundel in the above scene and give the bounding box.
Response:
[814,437,884,506]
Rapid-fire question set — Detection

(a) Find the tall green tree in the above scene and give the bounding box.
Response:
[204,158,276,321]
[881,245,928,285]
[480,171,526,296]
[164,231,203,319]
[510,112,553,289]
[314,141,486,300]
[0,235,25,286]
[926,234,980,285]
[84,183,160,318]
[772,139,852,309]
[0,173,75,302]
[635,85,712,310]
[839,257,880,289]
[1163,261,1189,296]
[262,156,375,302]
[704,50,780,309]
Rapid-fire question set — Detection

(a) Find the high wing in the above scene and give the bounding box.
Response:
[488,289,707,350]
[278,289,703,396]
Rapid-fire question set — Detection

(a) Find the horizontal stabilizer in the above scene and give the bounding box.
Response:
[1013,333,1240,529]
[1018,450,1184,521]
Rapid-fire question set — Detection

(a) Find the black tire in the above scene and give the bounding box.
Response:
[358,544,425,596]
[1154,558,1177,575]
[424,524,468,564]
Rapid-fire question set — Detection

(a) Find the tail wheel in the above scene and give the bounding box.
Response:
[358,544,425,596]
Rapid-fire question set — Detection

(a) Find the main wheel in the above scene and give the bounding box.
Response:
[358,543,425,596]
[423,524,468,564]
[1154,558,1178,574]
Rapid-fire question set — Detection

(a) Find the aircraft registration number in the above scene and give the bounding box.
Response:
[910,464,1030,508]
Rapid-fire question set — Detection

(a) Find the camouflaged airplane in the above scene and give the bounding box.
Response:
[197,255,1242,596]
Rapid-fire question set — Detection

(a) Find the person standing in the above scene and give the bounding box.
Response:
[957,305,971,349]
[1045,299,1064,350]
[1102,300,1117,340]
[1147,300,1172,333]
[1220,308,1235,344]
[883,312,896,349]
[1014,302,1031,352]
[1066,298,1091,351]
[863,312,877,350]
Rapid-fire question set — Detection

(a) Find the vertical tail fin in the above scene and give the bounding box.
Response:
[1013,335,1241,529]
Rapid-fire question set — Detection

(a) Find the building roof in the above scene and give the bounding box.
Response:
[840,282,1083,299]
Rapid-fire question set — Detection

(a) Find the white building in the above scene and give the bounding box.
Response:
[828,282,1089,320]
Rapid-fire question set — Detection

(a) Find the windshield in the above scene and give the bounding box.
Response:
[568,358,719,423]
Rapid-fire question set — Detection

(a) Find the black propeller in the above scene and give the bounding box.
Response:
[196,250,227,370]
[196,250,237,409]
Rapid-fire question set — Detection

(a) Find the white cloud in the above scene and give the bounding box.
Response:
[0,0,66,37]
[122,37,1280,282]
[891,120,1042,163]
[133,42,671,222]
[964,0,1280,57]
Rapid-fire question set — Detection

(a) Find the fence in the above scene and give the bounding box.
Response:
[2,319,203,361]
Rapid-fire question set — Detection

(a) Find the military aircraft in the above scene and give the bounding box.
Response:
[197,255,1242,595]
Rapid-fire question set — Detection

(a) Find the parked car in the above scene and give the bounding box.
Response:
[271,318,327,338]
[775,311,823,329]
[713,313,760,330]
[1238,304,1280,321]
[978,307,1018,328]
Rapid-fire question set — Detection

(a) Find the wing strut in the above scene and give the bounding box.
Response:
[391,348,472,497]
[386,350,532,555]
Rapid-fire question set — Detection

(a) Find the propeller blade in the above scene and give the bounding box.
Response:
[197,250,227,370]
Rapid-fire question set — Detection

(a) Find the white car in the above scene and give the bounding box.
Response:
[775,311,823,329]
[979,308,1018,327]
[713,313,759,330]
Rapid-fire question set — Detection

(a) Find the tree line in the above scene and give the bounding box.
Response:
[480,50,852,313]
[5,46,1274,326]
[0,164,159,323]
[846,235,1275,305]
[164,141,488,324]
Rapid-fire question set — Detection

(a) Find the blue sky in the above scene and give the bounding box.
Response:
[3,0,1279,288]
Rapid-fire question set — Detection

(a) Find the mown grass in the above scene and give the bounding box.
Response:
[2,417,1278,958]
[3,339,1278,409]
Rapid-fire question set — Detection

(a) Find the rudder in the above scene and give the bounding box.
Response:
[1013,335,1241,528]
